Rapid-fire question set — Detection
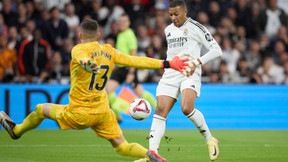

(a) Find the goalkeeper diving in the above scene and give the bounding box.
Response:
[0,19,190,162]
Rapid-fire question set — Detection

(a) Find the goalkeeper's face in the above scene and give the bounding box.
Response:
[169,6,188,27]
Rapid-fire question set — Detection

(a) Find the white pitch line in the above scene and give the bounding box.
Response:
[0,144,287,147]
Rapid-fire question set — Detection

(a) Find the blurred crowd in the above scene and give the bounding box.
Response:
[0,0,288,84]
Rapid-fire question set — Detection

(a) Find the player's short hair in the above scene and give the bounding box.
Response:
[169,0,187,9]
[80,19,99,39]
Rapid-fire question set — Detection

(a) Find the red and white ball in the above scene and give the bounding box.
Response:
[129,98,151,121]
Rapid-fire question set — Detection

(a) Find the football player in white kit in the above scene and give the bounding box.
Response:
[149,0,222,161]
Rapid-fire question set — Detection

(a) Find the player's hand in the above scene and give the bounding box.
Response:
[183,59,201,77]
[79,58,101,74]
[168,55,189,73]
[125,73,135,84]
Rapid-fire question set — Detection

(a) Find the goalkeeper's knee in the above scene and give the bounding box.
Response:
[35,104,45,119]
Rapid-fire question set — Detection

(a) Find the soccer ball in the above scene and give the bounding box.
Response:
[129,98,152,121]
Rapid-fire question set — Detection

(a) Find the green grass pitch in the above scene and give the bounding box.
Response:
[0,129,288,162]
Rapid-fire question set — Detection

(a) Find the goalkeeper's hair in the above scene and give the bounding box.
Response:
[169,0,187,10]
[80,19,99,39]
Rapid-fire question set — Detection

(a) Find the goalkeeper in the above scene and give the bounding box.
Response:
[0,19,189,162]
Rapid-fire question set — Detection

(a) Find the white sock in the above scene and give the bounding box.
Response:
[149,114,166,153]
[187,108,212,142]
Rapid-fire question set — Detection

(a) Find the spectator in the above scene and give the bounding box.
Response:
[42,7,69,50]
[1,0,17,27]
[34,0,71,11]
[187,0,207,19]
[119,0,154,30]
[136,24,150,52]
[258,0,288,41]
[18,29,51,83]
[48,51,67,84]
[235,57,251,83]
[105,20,119,43]
[0,13,8,38]
[25,1,41,20]
[277,26,288,49]
[207,1,221,27]
[90,0,102,21]
[259,34,271,53]
[0,35,18,82]
[221,36,240,74]
[19,26,32,42]
[245,39,262,71]
[73,0,93,21]
[7,26,21,52]
[197,11,216,34]
[26,20,36,38]
[226,7,237,24]
[234,0,253,38]
[60,39,73,75]
[98,0,124,37]
[257,55,284,84]
[62,2,80,38]
[15,3,28,31]
[209,70,221,83]
[219,16,236,37]
[273,40,287,64]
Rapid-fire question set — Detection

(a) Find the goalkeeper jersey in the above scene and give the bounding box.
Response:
[69,41,162,114]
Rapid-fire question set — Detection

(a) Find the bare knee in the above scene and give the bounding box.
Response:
[154,104,169,118]
[182,105,195,116]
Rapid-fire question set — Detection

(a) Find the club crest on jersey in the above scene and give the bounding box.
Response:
[183,29,188,35]
[205,33,213,42]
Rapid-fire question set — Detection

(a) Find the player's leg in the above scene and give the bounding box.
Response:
[181,88,219,160]
[134,84,157,109]
[0,103,54,139]
[106,79,122,121]
[110,134,167,162]
[93,108,167,161]
[106,68,127,122]
[149,95,176,153]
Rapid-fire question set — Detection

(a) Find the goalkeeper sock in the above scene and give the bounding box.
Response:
[141,91,157,109]
[13,104,45,137]
[149,114,166,153]
[114,140,149,159]
[187,108,212,142]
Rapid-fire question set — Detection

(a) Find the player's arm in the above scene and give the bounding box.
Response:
[71,46,100,74]
[113,48,189,73]
[185,23,222,76]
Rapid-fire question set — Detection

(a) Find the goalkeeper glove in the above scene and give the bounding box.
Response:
[162,55,189,73]
[79,59,101,74]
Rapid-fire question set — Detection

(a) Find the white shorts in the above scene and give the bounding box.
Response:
[156,73,201,100]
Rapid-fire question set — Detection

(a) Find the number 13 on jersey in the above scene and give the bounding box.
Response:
[88,65,109,91]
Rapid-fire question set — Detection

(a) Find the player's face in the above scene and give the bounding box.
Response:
[169,6,187,27]
[119,16,130,31]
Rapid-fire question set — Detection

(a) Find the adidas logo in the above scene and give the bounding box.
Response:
[167,33,171,37]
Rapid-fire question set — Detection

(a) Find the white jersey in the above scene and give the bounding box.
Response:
[163,17,220,78]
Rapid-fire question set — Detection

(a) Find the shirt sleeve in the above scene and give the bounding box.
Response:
[192,21,222,64]
[111,47,162,69]
[71,45,90,64]
[128,31,137,51]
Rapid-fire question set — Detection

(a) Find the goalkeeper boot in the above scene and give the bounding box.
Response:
[146,150,167,162]
[0,111,20,139]
[206,137,219,161]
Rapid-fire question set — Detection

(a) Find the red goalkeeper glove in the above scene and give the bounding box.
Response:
[162,55,189,73]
